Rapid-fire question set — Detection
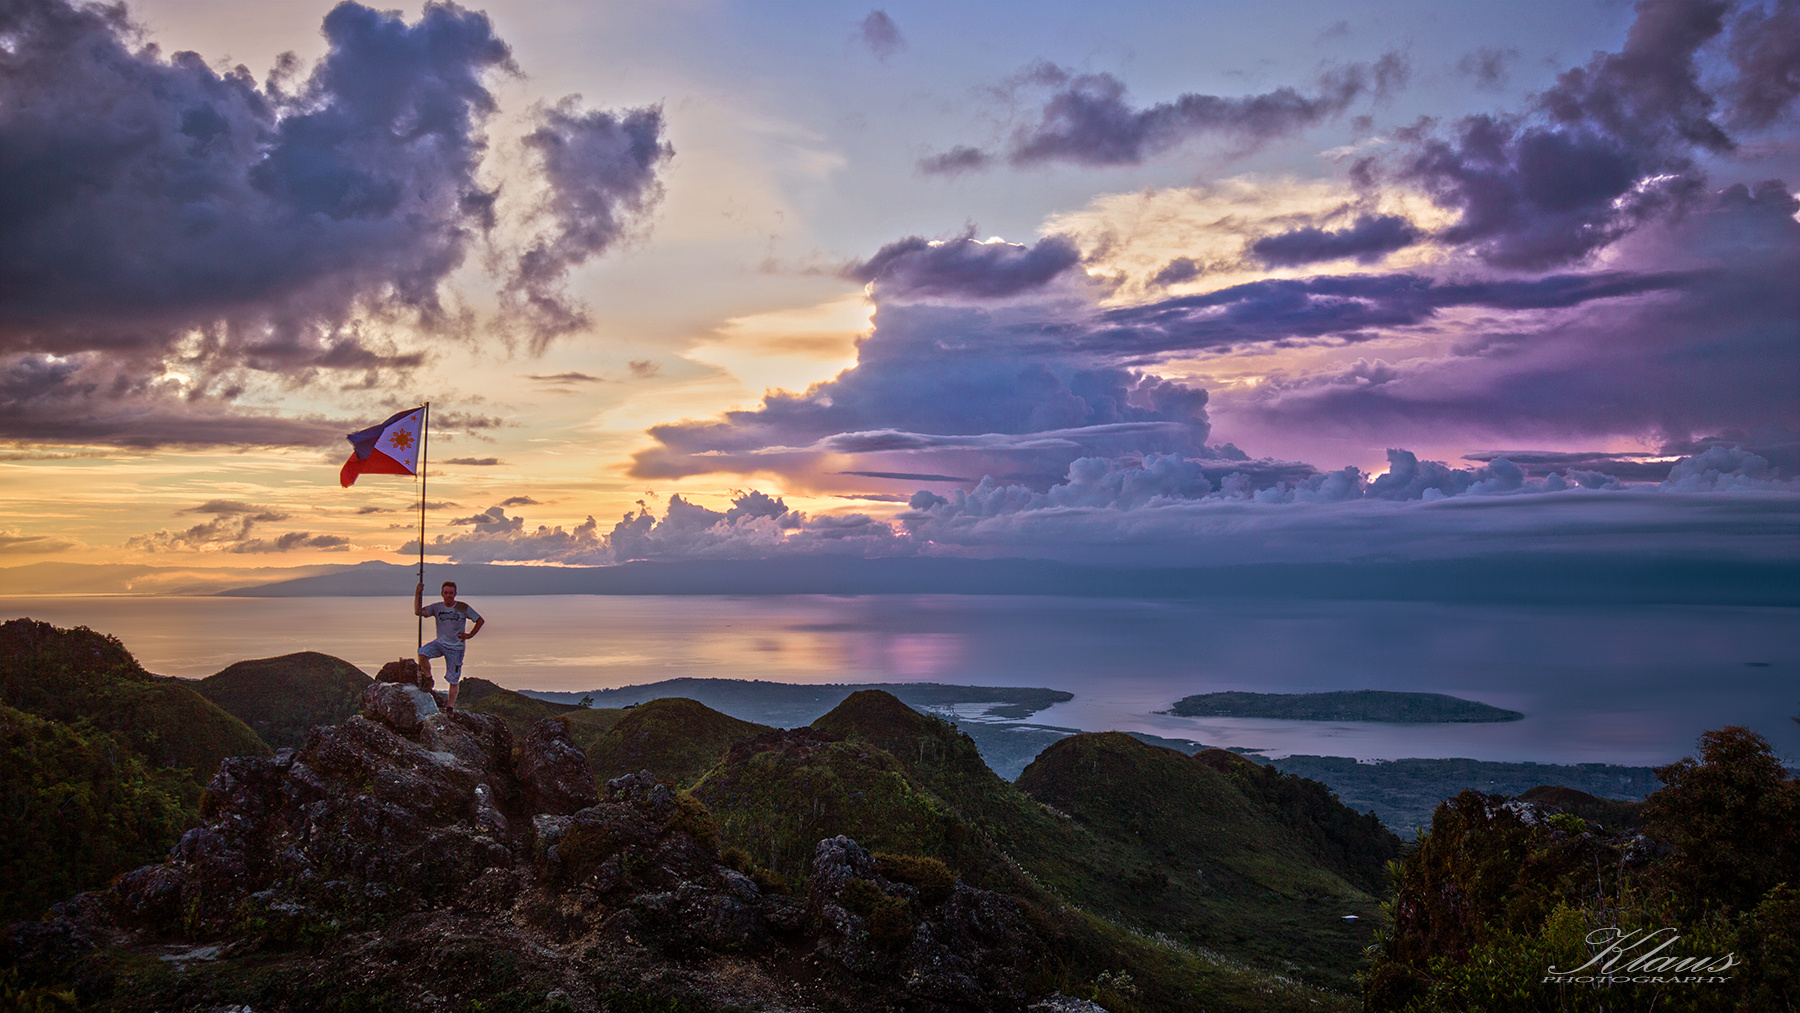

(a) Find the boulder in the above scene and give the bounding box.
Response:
[375,657,433,692]
[516,718,597,815]
[363,681,439,734]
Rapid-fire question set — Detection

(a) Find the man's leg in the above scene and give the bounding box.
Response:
[416,654,431,681]
[443,647,464,711]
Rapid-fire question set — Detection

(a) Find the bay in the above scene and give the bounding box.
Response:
[3,594,1794,767]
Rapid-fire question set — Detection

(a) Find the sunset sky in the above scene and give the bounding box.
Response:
[2,0,1796,585]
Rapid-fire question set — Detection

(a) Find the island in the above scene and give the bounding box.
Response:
[1166,689,1524,723]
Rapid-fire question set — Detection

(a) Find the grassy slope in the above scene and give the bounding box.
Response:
[811,691,1385,982]
[0,618,269,776]
[1015,732,1384,992]
[582,697,768,788]
[691,690,1372,1007]
[192,652,371,750]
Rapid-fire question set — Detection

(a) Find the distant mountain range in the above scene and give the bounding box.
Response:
[184,554,1800,604]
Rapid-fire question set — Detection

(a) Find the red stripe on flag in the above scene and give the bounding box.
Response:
[339,448,415,487]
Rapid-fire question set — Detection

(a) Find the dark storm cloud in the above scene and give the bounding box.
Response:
[926,52,1408,172]
[1723,0,1800,129]
[857,10,904,60]
[505,99,674,348]
[844,231,1081,298]
[0,0,513,350]
[1249,213,1422,266]
[1396,0,1736,268]
[0,0,671,447]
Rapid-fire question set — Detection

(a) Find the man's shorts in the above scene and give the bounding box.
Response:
[418,640,466,683]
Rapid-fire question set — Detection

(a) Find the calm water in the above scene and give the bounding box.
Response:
[5,594,1795,766]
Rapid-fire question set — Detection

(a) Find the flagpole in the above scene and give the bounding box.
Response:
[417,402,429,654]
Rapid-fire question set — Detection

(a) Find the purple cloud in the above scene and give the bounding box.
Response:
[857,10,905,60]
[845,231,1082,299]
[923,53,1407,173]
[1250,213,1422,267]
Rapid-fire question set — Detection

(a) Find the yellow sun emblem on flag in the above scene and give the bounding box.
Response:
[388,430,415,451]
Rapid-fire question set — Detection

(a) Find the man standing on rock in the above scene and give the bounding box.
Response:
[414,580,484,712]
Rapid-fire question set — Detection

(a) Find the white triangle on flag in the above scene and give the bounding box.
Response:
[378,411,422,473]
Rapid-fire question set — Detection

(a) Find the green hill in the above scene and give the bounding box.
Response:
[1194,748,1400,895]
[583,697,768,788]
[693,691,1364,1011]
[0,618,269,776]
[192,652,371,749]
[1016,731,1388,990]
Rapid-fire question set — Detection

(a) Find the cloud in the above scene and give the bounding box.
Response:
[928,53,1408,172]
[523,371,610,384]
[1391,0,1736,268]
[498,496,541,507]
[126,500,349,553]
[1249,213,1422,266]
[0,0,512,358]
[1226,181,1800,448]
[443,457,503,466]
[0,529,80,554]
[1085,268,1691,358]
[630,295,1216,485]
[1456,46,1520,91]
[844,231,1082,299]
[503,97,674,348]
[400,442,1795,566]
[1723,0,1800,130]
[916,145,992,176]
[857,10,905,60]
[628,359,661,378]
[0,0,670,446]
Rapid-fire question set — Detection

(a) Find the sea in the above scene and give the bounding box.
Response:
[4,594,1795,767]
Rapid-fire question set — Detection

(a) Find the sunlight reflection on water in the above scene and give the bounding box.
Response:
[3,594,1794,765]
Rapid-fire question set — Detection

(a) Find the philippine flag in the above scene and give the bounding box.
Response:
[339,407,424,487]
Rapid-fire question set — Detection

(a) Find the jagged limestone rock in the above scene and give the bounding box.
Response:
[361,680,438,733]
[516,717,599,815]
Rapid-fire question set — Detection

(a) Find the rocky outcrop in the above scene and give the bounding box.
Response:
[809,835,1045,1008]
[360,680,439,733]
[516,717,599,815]
[375,656,433,692]
[4,689,1055,1012]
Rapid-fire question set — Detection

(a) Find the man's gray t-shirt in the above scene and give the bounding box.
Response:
[422,601,481,647]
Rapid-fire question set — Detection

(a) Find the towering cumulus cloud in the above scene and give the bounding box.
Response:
[0,0,670,447]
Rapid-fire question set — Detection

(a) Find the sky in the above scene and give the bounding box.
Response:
[1,0,1797,583]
